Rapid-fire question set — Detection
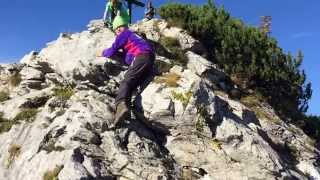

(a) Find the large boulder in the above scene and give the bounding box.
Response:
[38,20,114,85]
[0,19,319,180]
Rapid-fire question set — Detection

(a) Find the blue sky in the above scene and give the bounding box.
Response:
[0,0,319,115]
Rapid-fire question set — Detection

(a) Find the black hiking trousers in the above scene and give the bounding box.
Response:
[115,53,155,106]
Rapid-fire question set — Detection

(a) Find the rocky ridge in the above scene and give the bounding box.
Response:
[0,19,319,180]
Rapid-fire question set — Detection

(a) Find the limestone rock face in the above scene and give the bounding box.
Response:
[0,19,319,180]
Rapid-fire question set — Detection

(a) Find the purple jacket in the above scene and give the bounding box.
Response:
[102,29,153,65]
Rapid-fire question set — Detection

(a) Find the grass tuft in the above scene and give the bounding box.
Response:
[196,104,209,132]
[154,72,181,87]
[1,108,39,134]
[53,86,74,101]
[241,93,265,108]
[171,90,193,109]
[9,73,22,87]
[0,112,14,134]
[241,94,279,123]
[13,108,39,123]
[43,165,64,180]
[43,141,66,153]
[0,91,10,102]
[6,144,21,168]
[210,139,222,152]
[155,60,173,74]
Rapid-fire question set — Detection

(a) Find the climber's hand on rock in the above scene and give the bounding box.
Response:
[96,50,103,57]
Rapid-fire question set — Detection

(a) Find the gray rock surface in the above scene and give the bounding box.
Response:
[0,19,319,180]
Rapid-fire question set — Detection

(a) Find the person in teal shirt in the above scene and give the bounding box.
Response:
[103,0,130,29]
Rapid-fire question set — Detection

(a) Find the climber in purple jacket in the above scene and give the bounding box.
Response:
[97,15,154,128]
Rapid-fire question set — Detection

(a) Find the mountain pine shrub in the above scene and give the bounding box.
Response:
[159,2,312,119]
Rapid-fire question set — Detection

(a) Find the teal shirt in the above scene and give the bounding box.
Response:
[103,2,129,23]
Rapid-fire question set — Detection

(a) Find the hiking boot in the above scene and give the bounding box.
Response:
[112,101,130,128]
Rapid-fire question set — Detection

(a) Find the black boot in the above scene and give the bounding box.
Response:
[112,101,130,128]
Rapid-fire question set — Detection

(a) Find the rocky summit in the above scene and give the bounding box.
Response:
[0,19,319,180]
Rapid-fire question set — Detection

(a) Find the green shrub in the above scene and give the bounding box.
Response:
[298,115,320,143]
[9,73,22,87]
[53,86,74,101]
[159,2,312,120]
[159,36,188,66]
[0,91,10,102]
[13,108,38,123]
[160,36,180,47]
[43,165,64,180]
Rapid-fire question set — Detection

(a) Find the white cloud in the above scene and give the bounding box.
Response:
[291,32,313,39]
[0,59,17,64]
